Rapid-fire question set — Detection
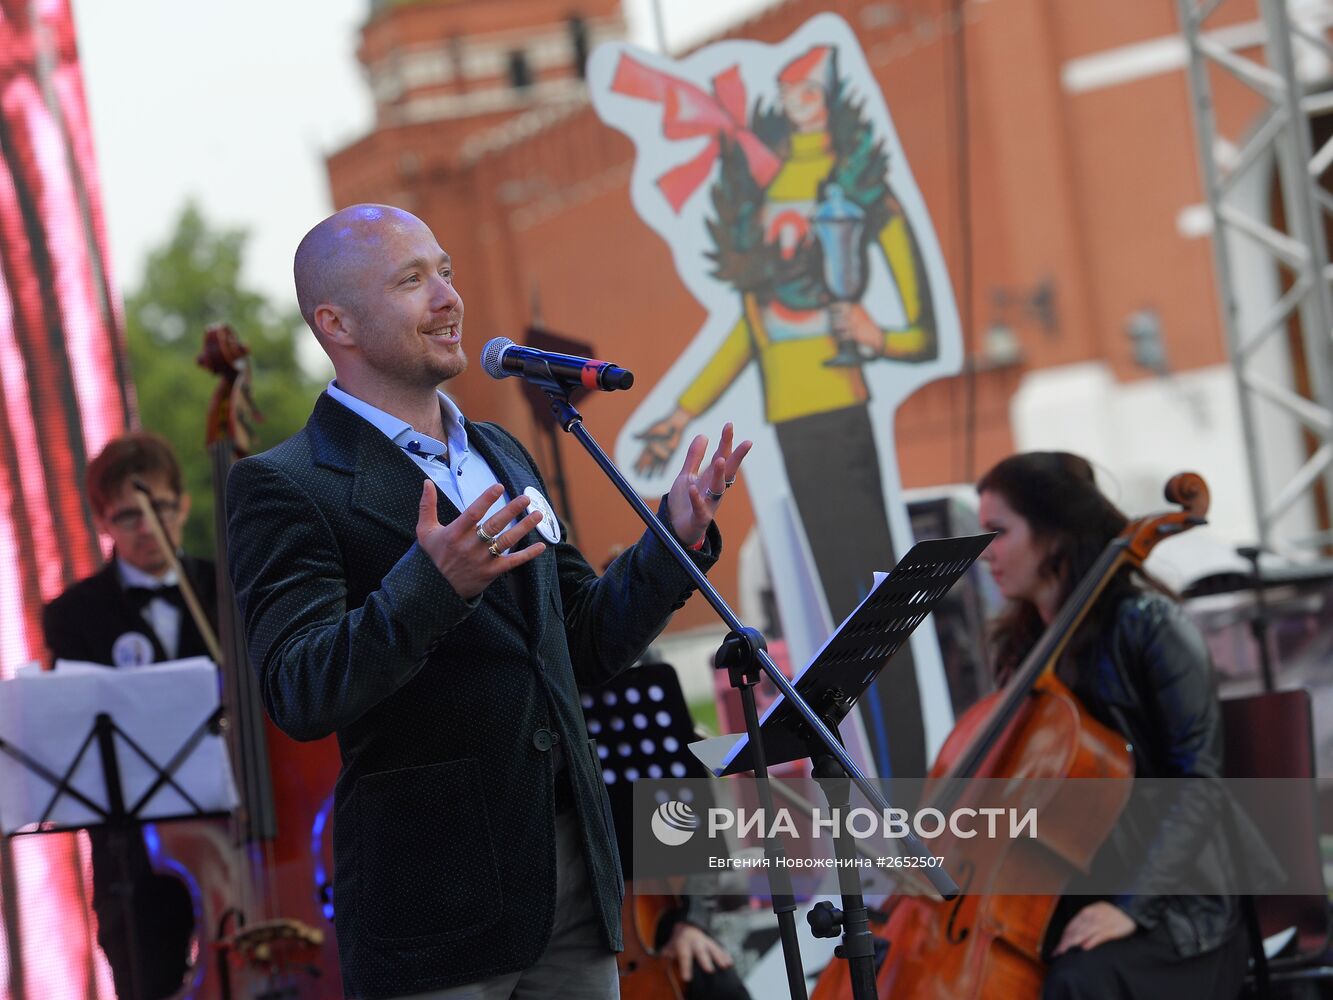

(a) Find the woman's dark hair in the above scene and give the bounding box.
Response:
[977,452,1141,682]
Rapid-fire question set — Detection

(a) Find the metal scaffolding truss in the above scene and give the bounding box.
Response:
[1178,0,1333,556]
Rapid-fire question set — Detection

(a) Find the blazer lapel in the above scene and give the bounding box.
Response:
[308,394,532,635]
[309,393,462,542]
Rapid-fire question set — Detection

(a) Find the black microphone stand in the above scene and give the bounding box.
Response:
[523,366,958,1000]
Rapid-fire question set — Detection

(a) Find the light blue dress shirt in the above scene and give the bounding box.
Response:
[326,381,514,535]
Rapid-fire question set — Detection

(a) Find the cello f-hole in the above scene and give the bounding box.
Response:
[944,859,975,945]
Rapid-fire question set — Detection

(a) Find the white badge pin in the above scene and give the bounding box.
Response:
[112,631,156,668]
[524,486,562,544]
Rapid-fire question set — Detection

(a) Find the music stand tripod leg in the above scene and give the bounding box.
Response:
[716,628,809,1000]
[94,712,146,1000]
[808,750,879,1000]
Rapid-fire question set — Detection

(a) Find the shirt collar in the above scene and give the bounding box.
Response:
[117,557,178,589]
[438,392,469,465]
[326,380,471,468]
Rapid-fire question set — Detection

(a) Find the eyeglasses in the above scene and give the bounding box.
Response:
[105,498,181,531]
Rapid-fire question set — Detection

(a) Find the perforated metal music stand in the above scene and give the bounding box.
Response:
[582,659,716,876]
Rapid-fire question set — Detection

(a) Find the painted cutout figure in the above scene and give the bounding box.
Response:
[590,16,961,778]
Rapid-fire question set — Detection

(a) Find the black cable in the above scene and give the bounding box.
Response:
[948,0,978,482]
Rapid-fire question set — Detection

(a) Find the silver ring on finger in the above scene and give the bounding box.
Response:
[488,539,503,558]
[724,477,736,489]
[476,522,497,545]
[703,486,724,502]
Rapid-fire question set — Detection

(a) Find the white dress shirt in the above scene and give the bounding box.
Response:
[117,558,182,659]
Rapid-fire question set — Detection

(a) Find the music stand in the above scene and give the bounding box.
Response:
[691,535,992,998]
[582,660,717,877]
[0,659,237,999]
[524,366,980,1000]
[695,534,994,777]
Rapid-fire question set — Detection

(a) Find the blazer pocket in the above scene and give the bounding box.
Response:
[356,758,502,943]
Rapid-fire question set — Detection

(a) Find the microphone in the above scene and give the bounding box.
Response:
[481,337,634,392]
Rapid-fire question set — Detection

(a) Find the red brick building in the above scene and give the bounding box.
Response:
[327,0,1281,628]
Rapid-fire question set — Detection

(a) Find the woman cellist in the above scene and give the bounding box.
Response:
[975,452,1250,998]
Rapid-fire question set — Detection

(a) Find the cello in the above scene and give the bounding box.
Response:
[194,323,344,996]
[811,472,1210,1000]
[618,888,686,1000]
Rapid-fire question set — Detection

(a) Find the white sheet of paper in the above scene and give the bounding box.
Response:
[0,657,238,833]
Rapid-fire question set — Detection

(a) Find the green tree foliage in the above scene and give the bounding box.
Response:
[124,201,329,557]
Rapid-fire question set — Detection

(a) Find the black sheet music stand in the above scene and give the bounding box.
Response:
[700,534,994,777]
[0,669,234,1000]
[692,534,994,999]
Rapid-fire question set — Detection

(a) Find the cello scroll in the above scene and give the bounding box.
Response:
[1122,472,1209,564]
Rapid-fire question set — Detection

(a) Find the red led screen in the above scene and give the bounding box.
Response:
[0,0,134,994]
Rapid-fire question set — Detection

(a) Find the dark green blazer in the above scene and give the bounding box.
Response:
[225,393,718,998]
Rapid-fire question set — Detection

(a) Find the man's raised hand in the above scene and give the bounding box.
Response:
[416,481,546,599]
[667,422,752,547]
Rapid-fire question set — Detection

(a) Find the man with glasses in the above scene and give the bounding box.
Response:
[42,430,209,998]
[45,430,215,667]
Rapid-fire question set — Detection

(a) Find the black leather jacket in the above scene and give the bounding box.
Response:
[1062,590,1277,957]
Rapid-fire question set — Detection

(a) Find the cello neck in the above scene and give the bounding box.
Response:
[931,541,1128,807]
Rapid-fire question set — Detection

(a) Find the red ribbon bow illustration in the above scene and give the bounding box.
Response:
[612,54,782,213]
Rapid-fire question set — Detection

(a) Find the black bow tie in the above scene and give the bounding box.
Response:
[125,583,185,613]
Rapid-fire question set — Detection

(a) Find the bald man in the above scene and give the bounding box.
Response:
[225,205,749,999]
